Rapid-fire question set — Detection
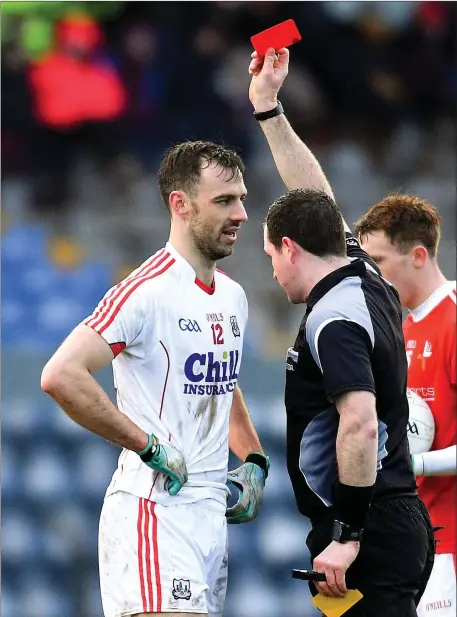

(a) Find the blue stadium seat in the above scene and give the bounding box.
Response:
[0,583,19,617]
[1,223,48,269]
[41,504,95,565]
[2,442,24,500]
[224,570,282,617]
[75,441,119,503]
[21,447,73,506]
[2,510,43,566]
[2,396,50,438]
[80,571,104,617]
[16,570,74,617]
[61,261,112,306]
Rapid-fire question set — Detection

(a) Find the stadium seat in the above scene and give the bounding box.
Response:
[0,583,19,617]
[75,440,119,503]
[21,447,73,505]
[2,510,43,566]
[16,571,74,617]
[1,222,49,268]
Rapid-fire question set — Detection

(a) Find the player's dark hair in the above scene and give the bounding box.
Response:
[265,188,346,258]
[157,141,245,211]
[354,194,441,257]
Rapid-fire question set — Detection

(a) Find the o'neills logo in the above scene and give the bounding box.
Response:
[426,599,452,611]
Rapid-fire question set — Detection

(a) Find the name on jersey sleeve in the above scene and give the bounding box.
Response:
[183,349,240,396]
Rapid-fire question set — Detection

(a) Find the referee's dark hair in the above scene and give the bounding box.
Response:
[265,188,346,258]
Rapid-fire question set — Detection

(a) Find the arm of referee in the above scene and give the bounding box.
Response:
[310,318,378,597]
[313,318,378,501]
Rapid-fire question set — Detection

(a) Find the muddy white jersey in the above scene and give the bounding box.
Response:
[83,242,248,509]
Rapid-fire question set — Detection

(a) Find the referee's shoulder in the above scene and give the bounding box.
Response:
[305,278,374,340]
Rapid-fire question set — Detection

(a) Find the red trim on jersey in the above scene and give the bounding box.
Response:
[137,499,147,612]
[144,499,154,611]
[97,257,175,335]
[92,252,172,332]
[84,250,169,330]
[150,501,162,611]
[216,267,234,280]
[148,473,159,501]
[195,276,215,295]
[159,341,170,420]
[84,249,166,329]
[109,342,126,357]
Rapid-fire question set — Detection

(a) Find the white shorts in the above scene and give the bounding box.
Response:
[418,553,456,616]
[99,491,228,616]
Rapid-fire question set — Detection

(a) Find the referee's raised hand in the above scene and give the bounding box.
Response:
[313,540,360,597]
[248,47,289,113]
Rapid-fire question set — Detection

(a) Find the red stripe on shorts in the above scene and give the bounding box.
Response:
[144,498,154,611]
[137,498,147,612]
[150,501,162,611]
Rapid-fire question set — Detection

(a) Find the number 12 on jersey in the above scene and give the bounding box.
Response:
[211,324,224,345]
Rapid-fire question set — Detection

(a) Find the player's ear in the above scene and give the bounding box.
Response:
[411,245,428,269]
[169,191,190,217]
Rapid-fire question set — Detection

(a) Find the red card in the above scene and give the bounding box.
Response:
[251,19,302,57]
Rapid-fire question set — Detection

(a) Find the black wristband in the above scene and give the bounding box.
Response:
[333,482,375,530]
[245,452,269,478]
[138,434,158,463]
[253,101,284,121]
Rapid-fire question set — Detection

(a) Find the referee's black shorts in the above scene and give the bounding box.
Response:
[306,495,435,617]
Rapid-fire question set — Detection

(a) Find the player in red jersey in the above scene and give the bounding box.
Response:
[355,195,456,616]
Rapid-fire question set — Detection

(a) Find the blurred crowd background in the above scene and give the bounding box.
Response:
[2,2,456,617]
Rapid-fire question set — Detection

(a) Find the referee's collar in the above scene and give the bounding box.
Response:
[307,258,366,310]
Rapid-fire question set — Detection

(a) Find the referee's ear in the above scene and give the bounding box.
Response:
[282,237,298,262]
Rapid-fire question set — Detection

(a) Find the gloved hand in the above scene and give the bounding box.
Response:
[226,452,269,524]
[138,434,188,496]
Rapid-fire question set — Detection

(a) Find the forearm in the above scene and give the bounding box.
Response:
[336,412,378,487]
[42,365,148,452]
[412,445,457,477]
[229,386,263,461]
[258,113,335,200]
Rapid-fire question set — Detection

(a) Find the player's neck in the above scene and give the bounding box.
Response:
[168,233,215,287]
[408,265,448,310]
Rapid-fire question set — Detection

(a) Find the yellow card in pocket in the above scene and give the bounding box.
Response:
[312,589,363,617]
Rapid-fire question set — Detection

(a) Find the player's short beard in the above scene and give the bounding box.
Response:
[189,201,233,262]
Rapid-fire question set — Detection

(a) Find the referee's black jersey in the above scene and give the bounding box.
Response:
[285,233,417,521]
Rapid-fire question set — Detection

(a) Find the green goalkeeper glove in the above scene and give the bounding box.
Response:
[225,452,269,524]
[138,434,188,496]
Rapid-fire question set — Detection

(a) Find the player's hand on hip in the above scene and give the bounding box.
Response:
[138,434,188,496]
[225,455,269,524]
[249,47,289,113]
[313,540,360,598]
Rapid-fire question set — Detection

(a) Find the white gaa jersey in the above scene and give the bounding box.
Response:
[82,242,248,509]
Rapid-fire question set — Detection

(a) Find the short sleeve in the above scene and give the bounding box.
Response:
[82,284,144,356]
[308,318,376,401]
[346,233,381,276]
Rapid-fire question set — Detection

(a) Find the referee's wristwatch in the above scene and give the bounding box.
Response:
[332,520,364,543]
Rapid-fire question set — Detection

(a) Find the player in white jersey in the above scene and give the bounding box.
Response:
[41,141,269,617]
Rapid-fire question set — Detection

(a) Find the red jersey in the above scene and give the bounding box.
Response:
[403,281,456,554]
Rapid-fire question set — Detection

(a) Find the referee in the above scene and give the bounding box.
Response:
[249,49,435,615]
